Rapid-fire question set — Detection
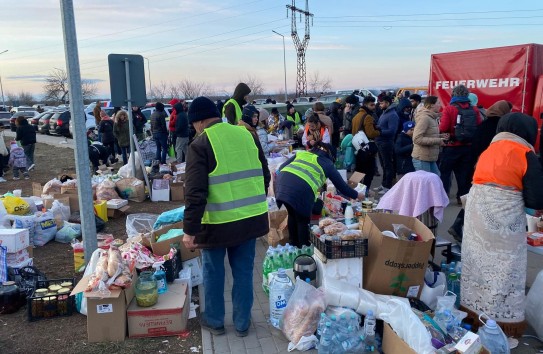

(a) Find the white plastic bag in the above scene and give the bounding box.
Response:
[6,214,36,244]
[420,269,447,310]
[76,248,104,316]
[126,213,158,238]
[50,200,71,227]
[33,211,57,246]
[280,278,326,348]
[526,269,543,339]
[119,151,144,180]
[380,299,434,354]
[287,335,318,352]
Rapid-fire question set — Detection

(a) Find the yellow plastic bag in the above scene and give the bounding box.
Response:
[2,196,30,215]
[93,200,108,222]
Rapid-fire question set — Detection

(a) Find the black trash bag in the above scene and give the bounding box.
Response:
[8,266,47,298]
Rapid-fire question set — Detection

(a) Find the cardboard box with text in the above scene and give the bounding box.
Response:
[150,221,200,260]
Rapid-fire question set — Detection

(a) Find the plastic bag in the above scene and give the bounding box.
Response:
[42,178,62,195]
[0,202,8,227]
[2,196,30,215]
[33,211,57,246]
[115,177,146,202]
[420,268,447,310]
[392,223,416,240]
[126,213,158,238]
[55,222,82,243]
[119,151,144,180]
[96,180,120,201]
[153,206,185,229]
[280,278,326,347]
[75,248,104,315]
[380,299,434,354]
[287,335,318,352]
[526,269,543,339]
[6,214,36,245]
[50,200,71,227]
[0,245,7,283]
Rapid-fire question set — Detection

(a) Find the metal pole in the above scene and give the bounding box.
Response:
[124,59,136,177]
[144,57,151,94]
[59,0,97,263]
[272,31,288,102]
[0,50,7,108]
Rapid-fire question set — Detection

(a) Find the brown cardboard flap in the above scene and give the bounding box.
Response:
[32,183,43,197]
[348,172,365,187]
[150,221,201,260]
[52,193,79,212]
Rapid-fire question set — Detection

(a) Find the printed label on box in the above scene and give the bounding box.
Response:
[97,304,113,314]
[406,285,420,298]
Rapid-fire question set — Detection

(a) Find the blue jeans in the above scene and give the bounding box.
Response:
[120,146,130,165]
[201,238,256,332]
[154,133,168,164]
[412,158,440,176]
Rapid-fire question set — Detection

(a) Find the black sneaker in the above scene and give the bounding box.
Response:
[200,316,225,336]
[235,328,249,337]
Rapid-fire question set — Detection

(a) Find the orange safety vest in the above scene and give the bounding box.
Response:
[473,139,531,191]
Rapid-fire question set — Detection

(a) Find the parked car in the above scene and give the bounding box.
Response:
[49,110,71,137]
[141,106,172,120]
[0,111,11,129]
[10,111,40,131]
[10,106,36,115]
[37,111,56,134]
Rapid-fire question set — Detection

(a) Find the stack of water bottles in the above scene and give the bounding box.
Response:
[262,243,314,295]
[440,260,462,308]
[317,308,379,353]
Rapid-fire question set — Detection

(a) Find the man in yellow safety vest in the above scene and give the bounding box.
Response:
[222,82,251,124]
[183,96,270,338]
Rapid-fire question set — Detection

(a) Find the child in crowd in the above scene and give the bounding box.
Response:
[395,121,415,178]
[8,141,29,180]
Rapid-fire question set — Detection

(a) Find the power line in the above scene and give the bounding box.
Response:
[316,15,543,23]
[315,8,543,19]
[317,23,543,28]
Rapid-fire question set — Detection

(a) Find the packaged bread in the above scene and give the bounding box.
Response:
[323,222,347,236]
[318,217,336,229]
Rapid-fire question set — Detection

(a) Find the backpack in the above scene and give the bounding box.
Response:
[453,103,478,143]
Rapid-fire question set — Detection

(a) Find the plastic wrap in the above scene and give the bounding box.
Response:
[126,213,158,238]
[96,180,120,201]
[153,206,185,229]
[42,178,62,195]
[526,269,543,339]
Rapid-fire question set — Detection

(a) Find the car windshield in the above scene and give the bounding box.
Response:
[369,89,381,96]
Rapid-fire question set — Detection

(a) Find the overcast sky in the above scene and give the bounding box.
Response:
[1,0,543,99]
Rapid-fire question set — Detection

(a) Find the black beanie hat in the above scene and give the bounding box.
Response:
[345,94,359,104]
[188,96,220,123]
[155,102,165,112]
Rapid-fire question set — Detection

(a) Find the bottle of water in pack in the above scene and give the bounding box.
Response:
[262,250,274,294]
[274,252,285,272]
[434,309,455,332]
[336,315,350,341]
[318,322,333,354]
[477,314,510,354]
[329,315,338,332]
[363,310,377,352]
[317,312,328,339]
[269,268,294,329]
[349,312,360,331]
[345,335,365,353]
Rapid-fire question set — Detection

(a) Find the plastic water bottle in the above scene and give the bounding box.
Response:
[363,310,377,352]
[344,204,354,225]
[269,268,294,329]
[434,309,455,332]
[152,263,168,294]
[336,315,349,341]
[329,314,338,332]
[317,312,328,338]
[262,251,274,295]
[447,272,460,308]
[349,313,360,331]
[477,315,510,354]
[345,335,365,353]
[319,322,333,354]
[273,252,284,272]
[441,260,448,274]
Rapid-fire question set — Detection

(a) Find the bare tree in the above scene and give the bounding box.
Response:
[177,79,210,99]
[5,92,34,106]
[308,71,333,95]
[239,74,265,96]
[149,81,168,101]
[43,68,97,104]
[169,83,182,100]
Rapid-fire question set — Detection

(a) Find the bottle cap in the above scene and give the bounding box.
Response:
[367,310,374,316]
[486,319,497,328]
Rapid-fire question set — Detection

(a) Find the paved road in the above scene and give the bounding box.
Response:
[3,129,75,149]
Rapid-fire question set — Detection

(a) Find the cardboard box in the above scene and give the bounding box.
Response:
[32,182,43,197]
[61,184,78,194]
[170,183,185,202]
[181,257,203,286]
[6,246,33,266]
[348,171,365,188]
[107,205,130,219]
[267,209,289,247]
[71,273,136,343]
[362,213,435,298]
[107,199,128,209]
[52,193,79,212]
[151,179,170,202]
[150,221,201,260]
[454,331,483,354]
[127,282,189,338]
[0,228,30,253]
[43,196,71,211]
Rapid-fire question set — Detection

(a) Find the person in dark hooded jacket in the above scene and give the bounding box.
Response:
[275,142,365,247]
[174,101,189,163]
[471,100,512,160]
[395,121,415,176]
[222,82,251,124]
[132,106,147,140]
[328,101,343,147]
[395,97,412,138]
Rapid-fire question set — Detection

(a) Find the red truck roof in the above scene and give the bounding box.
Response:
[429,43,543,116]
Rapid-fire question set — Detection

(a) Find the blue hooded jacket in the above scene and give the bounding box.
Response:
[376,106,399,142]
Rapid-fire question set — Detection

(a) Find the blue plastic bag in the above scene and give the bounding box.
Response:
[153,206,185,229]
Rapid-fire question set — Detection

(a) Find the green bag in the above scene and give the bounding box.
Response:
[168,144,176,158]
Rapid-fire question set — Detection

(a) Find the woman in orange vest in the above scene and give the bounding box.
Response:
[302,113,330,150]
[461,112,543,336]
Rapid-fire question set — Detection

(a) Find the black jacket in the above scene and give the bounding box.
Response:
[132,108,147,134]
[98,119,115,144]
[183,120,270,248]
[174,103,189,138]
[395,132,415,175]
[150,110,168,135]
[15,121,36,146]
[224,83,251,124]
[276,149,358,217]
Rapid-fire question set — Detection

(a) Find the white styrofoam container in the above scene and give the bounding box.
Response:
[7,248,30,266]
[106,199,129,209]
[151,179,170,202]
[0,228,30,253]
[182,257,203,287]
[313,250,363,289]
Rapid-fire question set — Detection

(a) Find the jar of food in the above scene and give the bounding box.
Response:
[135,271,158,307]
[0,281,22,315]
[57,288,71,315]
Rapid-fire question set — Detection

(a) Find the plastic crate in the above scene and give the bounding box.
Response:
[27,278,76,321]
[310,232,368,259]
